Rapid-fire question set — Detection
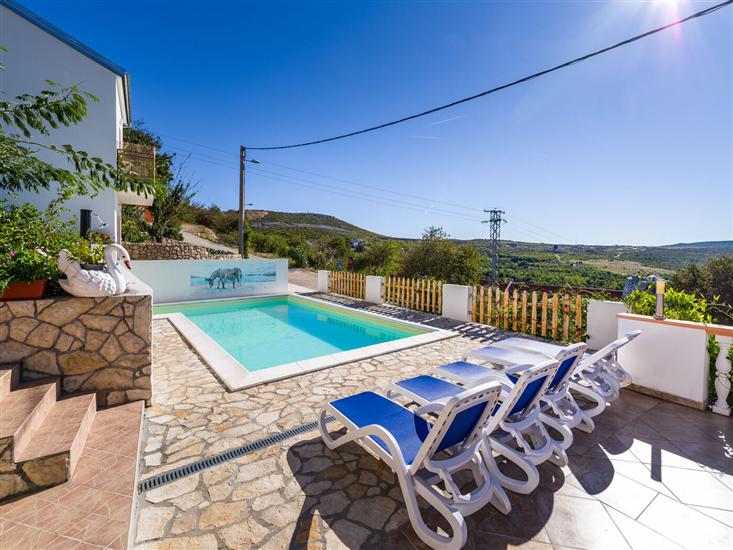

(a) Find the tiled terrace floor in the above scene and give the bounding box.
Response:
[0,401,143,549]
[135,295,733,549]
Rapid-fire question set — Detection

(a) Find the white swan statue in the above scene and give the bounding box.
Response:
[58,243,132,297]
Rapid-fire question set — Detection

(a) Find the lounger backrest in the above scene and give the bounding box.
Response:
[547,343,587,392]
[412,381,502,468]
[495,359,559,422]
[580,330,641,370]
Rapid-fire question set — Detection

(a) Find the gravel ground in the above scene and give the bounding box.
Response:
[288,268,318,291]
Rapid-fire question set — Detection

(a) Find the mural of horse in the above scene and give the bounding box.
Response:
[206,268,243,289]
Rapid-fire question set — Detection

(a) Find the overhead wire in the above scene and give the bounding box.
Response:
[243,1,732,150]
[164,142,582,242]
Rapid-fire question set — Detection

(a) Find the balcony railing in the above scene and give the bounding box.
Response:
[117,141,156,182]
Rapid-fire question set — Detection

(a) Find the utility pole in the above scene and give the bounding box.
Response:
[482,209,506,283]
[238,146,259,257]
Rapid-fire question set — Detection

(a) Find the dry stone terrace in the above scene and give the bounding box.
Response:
[136,294,733,549]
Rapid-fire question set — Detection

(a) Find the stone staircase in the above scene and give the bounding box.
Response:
[0,363,97,500]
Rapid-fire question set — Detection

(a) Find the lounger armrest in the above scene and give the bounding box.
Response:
[502,363,534,376]
[322,410,411,471]
[414,397,451,415]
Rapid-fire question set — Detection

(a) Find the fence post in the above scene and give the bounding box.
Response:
[442,284,473,322]
[317,270,330,293]
[365,275,385,304]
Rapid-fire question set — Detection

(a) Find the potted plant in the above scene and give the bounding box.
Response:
[0,247,51,300]
[0,201,107,301]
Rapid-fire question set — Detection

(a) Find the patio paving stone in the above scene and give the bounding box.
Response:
[134,294,733,549]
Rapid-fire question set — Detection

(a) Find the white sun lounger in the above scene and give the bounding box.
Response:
[460,343,586,452]
[492,331,641,419]
[319,382,508,550]
[386,359,561,497]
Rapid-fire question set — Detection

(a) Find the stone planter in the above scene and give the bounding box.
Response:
[0,291,152,406]
[0,280,48,301]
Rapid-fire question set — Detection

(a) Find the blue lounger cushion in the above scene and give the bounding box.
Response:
[393,375,493,450]
[438,363,549,417]
[330,391,431,465]
[438,361,493,384]
[395,375,464,402]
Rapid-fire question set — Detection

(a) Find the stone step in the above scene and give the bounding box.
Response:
[0,380,58,446]
[15,393,97,484]
[0,364,19,399]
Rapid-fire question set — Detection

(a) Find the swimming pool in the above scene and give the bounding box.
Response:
[154,294,455,390]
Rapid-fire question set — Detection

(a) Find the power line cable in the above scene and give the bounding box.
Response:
[249,170,487,223]
[165,142,581,243]
[161,146,487,222]
[248,167,485,223]
[249,166,485,220]
[243,1,731,150]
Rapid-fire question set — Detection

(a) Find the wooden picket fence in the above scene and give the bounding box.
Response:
[384,276,442,314]
[472,285,587,342]
[328,271,366,299]
[326,272,587,342]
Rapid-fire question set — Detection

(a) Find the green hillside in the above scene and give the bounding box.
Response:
[246,210,380,239]
[182,204,730,290]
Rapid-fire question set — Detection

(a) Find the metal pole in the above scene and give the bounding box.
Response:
[238,146,245,257]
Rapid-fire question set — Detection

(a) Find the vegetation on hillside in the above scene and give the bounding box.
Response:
[669,255,733,324]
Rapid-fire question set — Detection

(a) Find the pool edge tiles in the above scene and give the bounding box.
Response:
[154,294,458,391]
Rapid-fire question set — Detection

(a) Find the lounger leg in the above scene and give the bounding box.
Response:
[320,408,468,549]
[540,413,574,451]
[481,436,540,495]
[569,381,606,419]
[410,476,468,550]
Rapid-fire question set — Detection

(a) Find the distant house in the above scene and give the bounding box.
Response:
[0,0,153,242]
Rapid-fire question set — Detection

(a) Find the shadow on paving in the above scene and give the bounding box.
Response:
[285,294,733,548]
[283,432,567,549]
[304,292,505,343]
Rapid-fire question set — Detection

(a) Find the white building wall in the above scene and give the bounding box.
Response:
[586,300,628,350]
[0,5,125,241]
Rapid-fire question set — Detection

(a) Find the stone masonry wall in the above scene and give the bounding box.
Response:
[123,239,239,261]
[0,293,152,407]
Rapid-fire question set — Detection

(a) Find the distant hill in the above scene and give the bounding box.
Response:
[245,210,381,239]
[662,240,733,249]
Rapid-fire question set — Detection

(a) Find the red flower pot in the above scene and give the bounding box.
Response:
[0,279,48,301]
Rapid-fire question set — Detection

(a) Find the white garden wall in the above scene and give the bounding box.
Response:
[442,284,473,322]
[587,300,627,350]
[365,276,384,304]
[617,313,709,408]
[317,270,330,293]
[131,259,288,304]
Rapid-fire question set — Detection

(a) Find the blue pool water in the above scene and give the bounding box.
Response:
[154,296,426,371]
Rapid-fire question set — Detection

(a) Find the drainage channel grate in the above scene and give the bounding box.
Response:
[138,416,335,493]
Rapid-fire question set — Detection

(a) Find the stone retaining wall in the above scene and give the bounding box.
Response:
[0,293,152,406]
[123,239,238,261]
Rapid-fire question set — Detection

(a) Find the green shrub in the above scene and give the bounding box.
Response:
[0,201,105,295]
[401,227,487,285]
[624,287,711,323]
[353,240,402,275]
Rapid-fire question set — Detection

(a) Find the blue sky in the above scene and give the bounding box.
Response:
[23,0,732,245]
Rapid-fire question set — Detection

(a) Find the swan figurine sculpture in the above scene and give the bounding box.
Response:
[58,243,132,297]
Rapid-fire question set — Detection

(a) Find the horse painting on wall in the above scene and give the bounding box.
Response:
[206,268,242,289]
[189,260,277,295]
